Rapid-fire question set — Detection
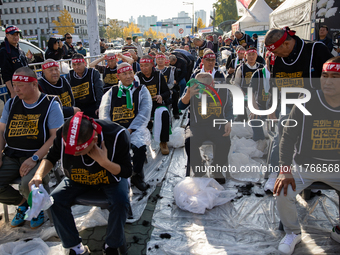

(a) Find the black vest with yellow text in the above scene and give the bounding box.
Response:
[39,76,75,108]
[103,66,118,91]
[240,62,263,90]
[294,90,340,166]
[4,93,57,158]
[109,85,142,128]
[69,68,96,107]
[61,120,126,185]
[272,39,321,98]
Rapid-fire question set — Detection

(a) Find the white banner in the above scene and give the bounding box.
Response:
[236,0,247,17]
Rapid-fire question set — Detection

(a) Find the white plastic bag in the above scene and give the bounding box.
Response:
[173,177,237,214]
[60,61,70,74]
[168,127,185,148]
[25,184,54,221]
[12,238,50,255]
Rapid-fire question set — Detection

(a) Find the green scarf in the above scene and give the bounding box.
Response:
[117,83,134,110]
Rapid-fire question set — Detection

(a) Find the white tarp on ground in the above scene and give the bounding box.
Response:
[233,0,273,31]
[147,125,340,254]
[269,0,312,40]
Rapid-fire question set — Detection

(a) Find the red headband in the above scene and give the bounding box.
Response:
[105,55,117,60]
[237,50,245,53]
[123,52,132,57]
[203,54,216,59]
[322,63,340,73]
[12,75,37,83]
[156,54,166,59]
[117,65,133,74]
[63,112,102,155]
[148,53,155,58]
[42,61,60,70]
[265,27,296,51]
[72,58,85,64]
[140,58,153,63]
[246,49,257,55]
[165,59,170,63]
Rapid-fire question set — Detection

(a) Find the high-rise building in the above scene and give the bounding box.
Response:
[129,16,135,24]
[195,10,206,27]
[137,15,157,33]
[0,0,106,41]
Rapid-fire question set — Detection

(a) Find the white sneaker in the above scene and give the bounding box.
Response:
[278,233,301,255]
[331,226,340,243]
[256,139,267,152]
[264,172,277,192]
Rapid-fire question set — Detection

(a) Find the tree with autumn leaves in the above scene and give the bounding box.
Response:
[52,9,75,35]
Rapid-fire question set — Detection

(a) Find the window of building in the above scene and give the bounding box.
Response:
[34,18,36,24]
[24,30,27,36]
[35,29,37,35]
[29,30,33,35]
[11,19,14,24]
[5,20,9,25]
[0,10,2,15]
[32,7,35,12]
[4,9,8,14]
[27,7,31,12]
[44,6,47,11]
[45,17,49,23]
[16,19,20,24]
[38,6,42,12]
[9,8,13,14]
[28,18,32,24]
[40,18,43,23]
[22,19,26,24]
[21,7,25,13]
[41,29,44,34]
[50,6,54,11]
[56,5,60,11]
[51,17,55,22]
[67,6,69,12]
[15,8,19,13]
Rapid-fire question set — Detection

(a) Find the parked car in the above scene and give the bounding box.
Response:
[0,37,45,64]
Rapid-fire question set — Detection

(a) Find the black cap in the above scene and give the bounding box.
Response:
[252,33,258,38]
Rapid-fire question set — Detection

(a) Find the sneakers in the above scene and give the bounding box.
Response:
[30,210,44,229]
[331,225,340,243]
[174,114,180,119]
[256,139,267,152]
[264,172,278,193]
[69,244,91,255]
[102,243,119,255]
[160,142,169,155]
[11,205,28,228]
[278,232,301,255]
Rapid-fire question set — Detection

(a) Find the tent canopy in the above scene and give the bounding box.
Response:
[233,0,273,31]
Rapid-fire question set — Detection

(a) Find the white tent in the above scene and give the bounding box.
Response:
[233,0,273,31]
[269,0,313,40]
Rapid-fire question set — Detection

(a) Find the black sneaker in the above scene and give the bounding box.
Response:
[131,174,148,191]
[102,244,119,255]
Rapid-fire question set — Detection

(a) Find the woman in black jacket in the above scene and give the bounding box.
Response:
[45,38,63,60]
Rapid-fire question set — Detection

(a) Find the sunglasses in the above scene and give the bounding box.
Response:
[67,37,72,39]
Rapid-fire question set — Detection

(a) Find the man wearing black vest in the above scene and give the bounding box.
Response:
[67,54,104,118]
[273,56,340,255]
[155,52,180,119]
[0,67,63,229]
[232,31,254,49]
[137,55,171,155]
[89,53,119,93]
[29,112,132,255]
[99,63,152,191]
[0,25,28,98]
[265,27,333,169]
[39,59,80,118]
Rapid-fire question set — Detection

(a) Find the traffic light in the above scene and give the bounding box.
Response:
[162,24,169,27]
[150,24,156,27]
[173,24,180,26]
[195,26,198,33]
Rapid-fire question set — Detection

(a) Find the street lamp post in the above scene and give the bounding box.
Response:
[183,2,194,36]
[46,5,54,37]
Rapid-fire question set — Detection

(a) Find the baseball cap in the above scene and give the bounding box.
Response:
[163,38,167,41]
[5,26,21,35]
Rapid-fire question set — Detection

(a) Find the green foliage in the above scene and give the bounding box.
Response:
[106,19,123,40]
[213,0,239,25]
